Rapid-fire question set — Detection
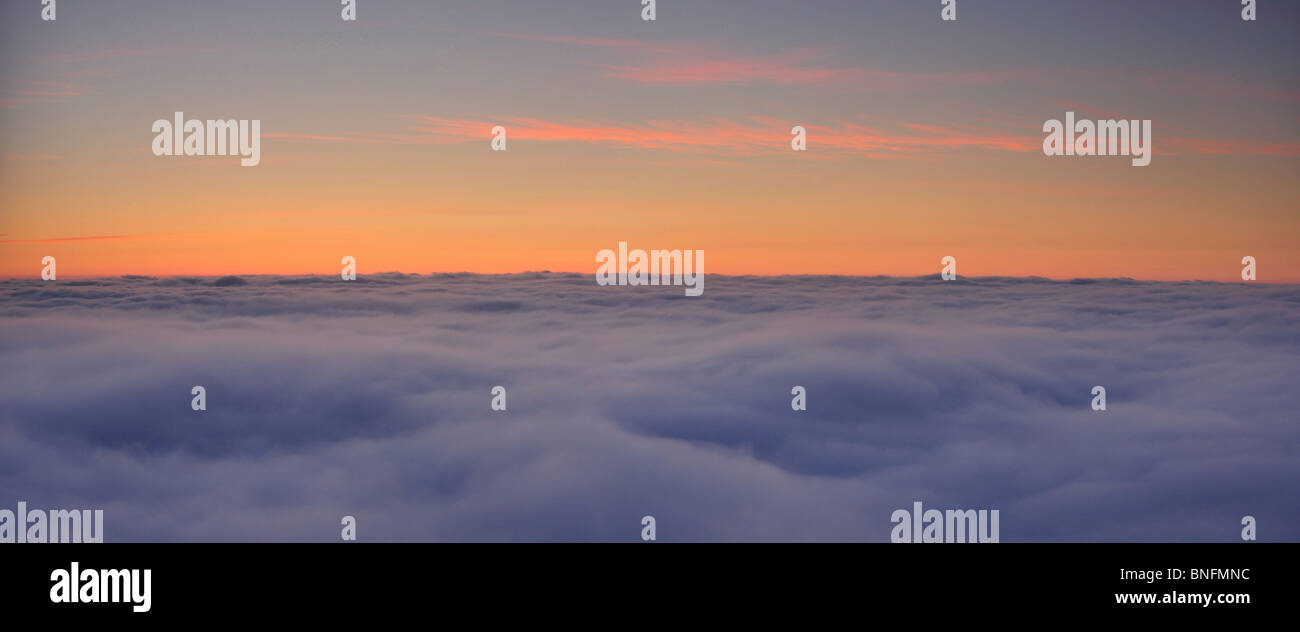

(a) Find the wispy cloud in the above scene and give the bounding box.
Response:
[262,109,1299,160]
[0,234,179,245]
[2,47,201,110]
[29,48,167,65]
[2,152,59,162]
[1162,137,1300,157]
[483,31,679,55]
[0,79,89,110]
[602,53,1000,87]
[1058,99,1300,157]
[488,31,1003,88]
[268,114,1036,159]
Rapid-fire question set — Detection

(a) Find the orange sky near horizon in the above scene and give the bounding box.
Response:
[2,142,1297,281]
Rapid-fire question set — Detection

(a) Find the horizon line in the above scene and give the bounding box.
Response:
[5,271,1297,285]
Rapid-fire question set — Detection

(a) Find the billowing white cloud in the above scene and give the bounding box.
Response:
[1,274,1296,541]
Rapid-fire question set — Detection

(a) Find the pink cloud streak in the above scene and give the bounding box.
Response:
[393,114,1036,157]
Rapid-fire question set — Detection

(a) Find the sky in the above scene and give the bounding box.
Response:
[1,0,1298,280]
[2,274,1296,541]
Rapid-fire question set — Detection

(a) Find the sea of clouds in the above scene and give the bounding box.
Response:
[1,273,1296,541]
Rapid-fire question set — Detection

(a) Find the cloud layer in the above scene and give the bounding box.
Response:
[1,274,1296,541]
